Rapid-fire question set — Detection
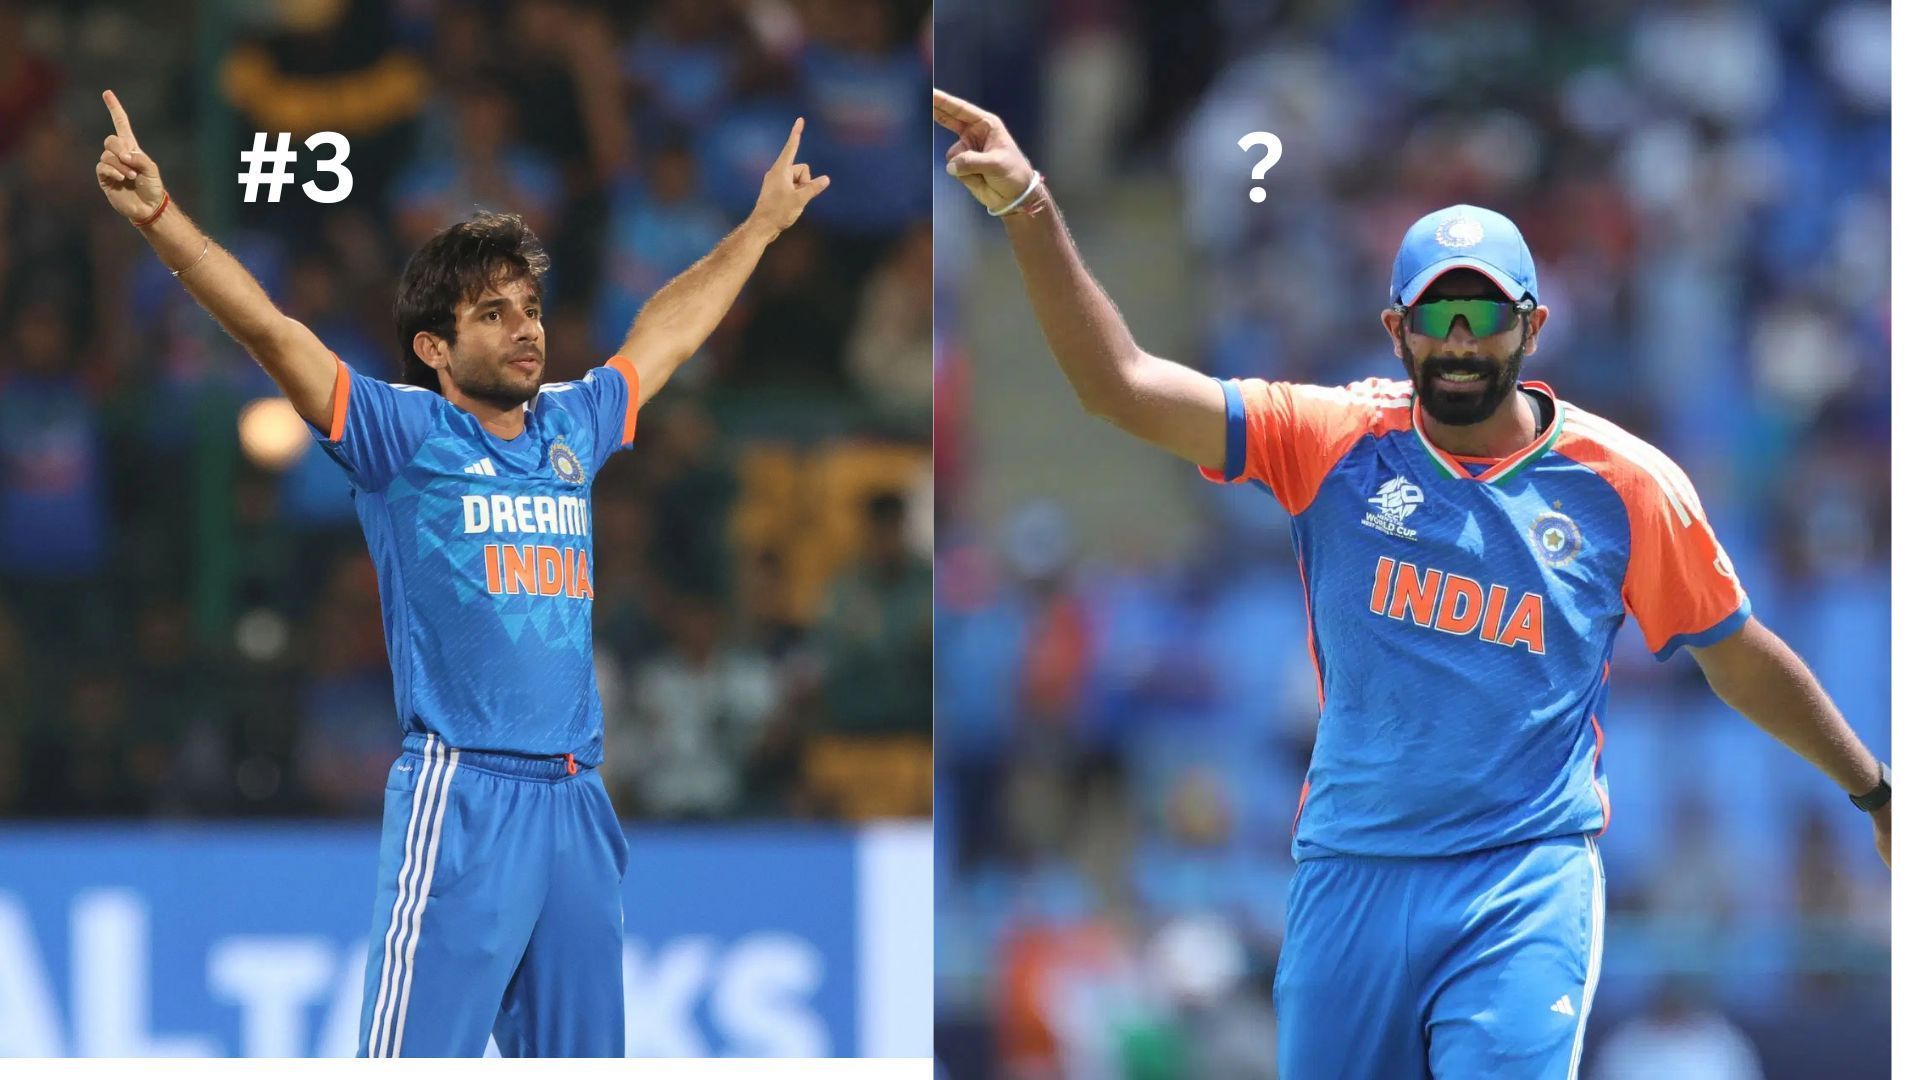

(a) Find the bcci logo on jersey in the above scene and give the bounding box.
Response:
[549,438,585,485]
[1530,510,1582,566]
[1363,476,1424,540]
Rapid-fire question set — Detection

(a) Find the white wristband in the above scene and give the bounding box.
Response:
[989,171,1043,218]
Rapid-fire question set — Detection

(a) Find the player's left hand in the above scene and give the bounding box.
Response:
[748,118,830,239]
[1871,802,1890,867]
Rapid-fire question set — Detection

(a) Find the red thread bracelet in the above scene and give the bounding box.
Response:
[133,192,169,229]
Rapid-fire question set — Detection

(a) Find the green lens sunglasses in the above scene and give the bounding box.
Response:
[1398,298,1535,339]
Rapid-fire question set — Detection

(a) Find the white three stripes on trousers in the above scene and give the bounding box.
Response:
[1565,834,1607,1079]
[368,734,460,1057]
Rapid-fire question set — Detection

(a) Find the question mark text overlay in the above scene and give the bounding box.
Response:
[1238,132,1283,203]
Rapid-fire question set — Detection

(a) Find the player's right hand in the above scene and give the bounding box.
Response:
[933,88,1037,212]
[96,90,167,223]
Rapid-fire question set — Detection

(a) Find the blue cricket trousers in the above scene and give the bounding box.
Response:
[357,733,630,1057]
[1275,834,1605,1079]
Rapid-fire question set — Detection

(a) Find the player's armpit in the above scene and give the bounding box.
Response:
[605,352,668,423]
[1085,351,1230,470]
[603,356,645,447]
[257,316,346,432]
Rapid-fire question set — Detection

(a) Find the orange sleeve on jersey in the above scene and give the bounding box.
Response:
[1557,424,1749,659]
[1202,378,1402,514]
[327,355,351,442]
[606,355,642,446]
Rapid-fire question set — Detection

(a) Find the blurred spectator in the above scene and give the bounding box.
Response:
[0,2,60,158]
[0,604,26,814]
[5,117,97,335]
[592,131,729,353]
[645,399,737,598]
[1593,977,1766,1080]
[622,0,763,131]
[727,222,856,391]
[1645,792,1741,924]
[22,670,157,816]
[293,556,398,817]
[391,80,563,248]
[847,219,935,428]
[996,912,1131,1077]
[793,0,932,242]
[816,491,931,734]
[0,294,112,659]
[796,490,935,821]
[739,547,807,662]
[126,596,222,817]
[613,593,781,819]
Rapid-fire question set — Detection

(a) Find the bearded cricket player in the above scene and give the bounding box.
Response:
[934,87,1889,1079]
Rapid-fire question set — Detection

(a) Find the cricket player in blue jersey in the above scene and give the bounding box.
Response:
[97,90,830,1057]
[935,89,1891,1078]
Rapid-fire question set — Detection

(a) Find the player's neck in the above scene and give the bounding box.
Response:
[448,390,529,441]
[1418,390,1537,459]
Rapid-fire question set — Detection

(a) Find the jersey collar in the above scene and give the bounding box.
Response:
[1411,380,1563,485]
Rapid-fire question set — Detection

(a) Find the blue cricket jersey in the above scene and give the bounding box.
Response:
[1206,377,1751,859]
[308,356,640,764]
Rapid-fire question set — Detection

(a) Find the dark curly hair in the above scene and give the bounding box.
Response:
[393,212,551,393]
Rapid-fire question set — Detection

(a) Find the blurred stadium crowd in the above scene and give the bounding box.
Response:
[0,0,931,823]
[933,0,1888,1077]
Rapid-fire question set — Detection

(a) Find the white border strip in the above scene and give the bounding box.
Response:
[1888,0,1913,1071]
[1566,834,1606,1079]
[857,822,934,1056]
[14,1060,937,1078]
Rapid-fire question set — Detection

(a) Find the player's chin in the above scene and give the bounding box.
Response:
[486,373,541,406]
[500,363,543,393]
[1417,380,1502,426]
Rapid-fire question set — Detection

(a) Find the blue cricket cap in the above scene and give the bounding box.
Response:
[1390,204,1537,306]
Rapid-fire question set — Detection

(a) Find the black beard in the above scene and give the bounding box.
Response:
[1400,331,1526,427]
[449,354,539,410]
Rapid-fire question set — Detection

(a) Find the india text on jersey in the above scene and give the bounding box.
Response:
[1366,556,1546,654]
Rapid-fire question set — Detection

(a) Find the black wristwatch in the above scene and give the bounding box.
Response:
[1849,761,1891,813]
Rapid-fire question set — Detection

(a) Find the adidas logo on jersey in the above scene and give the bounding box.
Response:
[1367,556,1547,655]
[1362,476,1423,540]
[463,458,497,477]
[1550,995,1575,1016]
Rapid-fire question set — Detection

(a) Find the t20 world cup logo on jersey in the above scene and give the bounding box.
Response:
[549,438,585,485]
[1363,476,1424,540]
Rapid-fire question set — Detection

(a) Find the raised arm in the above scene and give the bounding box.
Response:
[615,117,830,407]
[95,90,338,430]
[1689,617,1891,866]
[934,88,1225,470]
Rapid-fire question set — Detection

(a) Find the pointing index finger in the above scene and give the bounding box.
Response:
[932,88,990,135]
[776,117,804,168]
[102,90,138,148]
